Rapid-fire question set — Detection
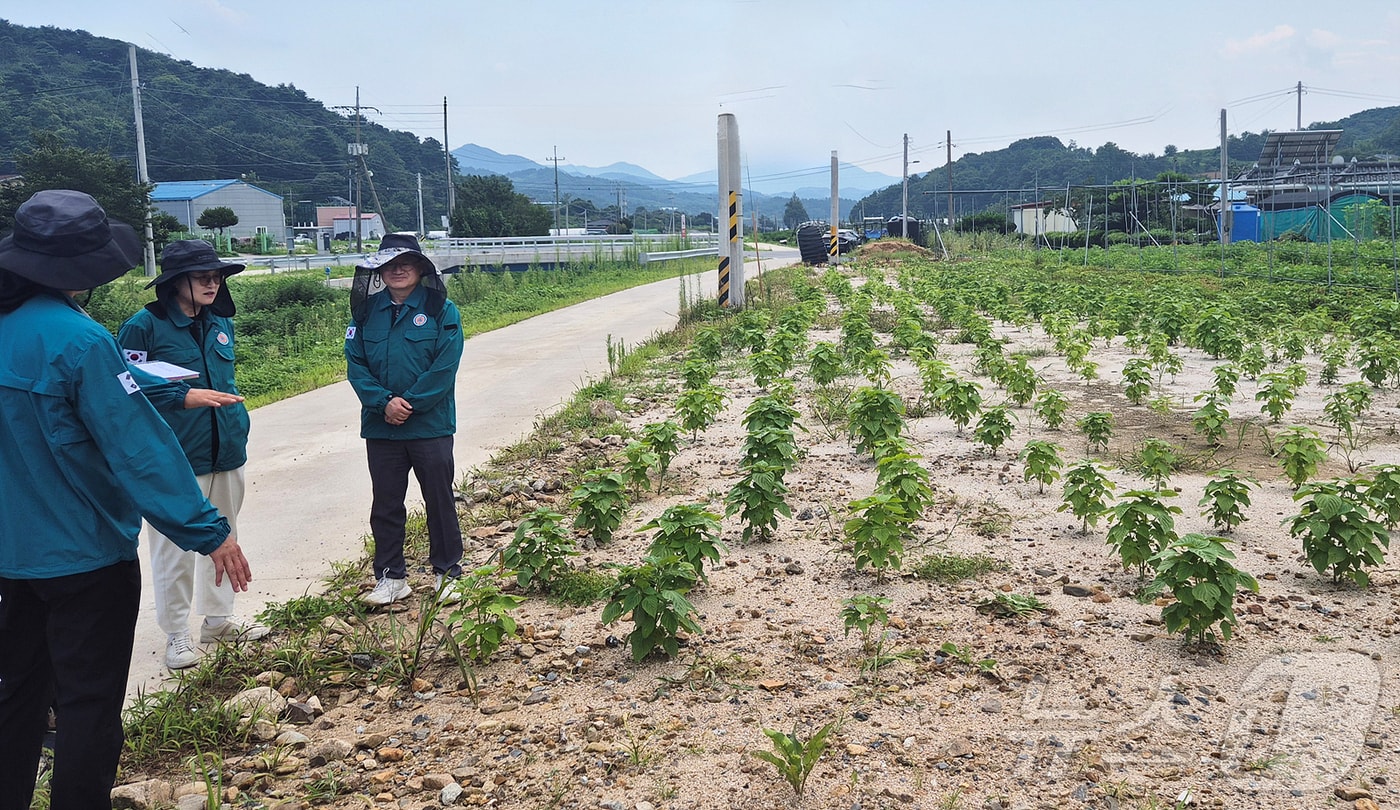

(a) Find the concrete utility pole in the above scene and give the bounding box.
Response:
[829,151,840,261]
[901,134,910,238]
[547,147,565,234]
[946,130,954,230]
[443,96,454,224]
[717,113,744,308]
[1220,108,1232,246]
[1296,81,1303,131]
[416,173,425,236]
[128,44,156,275]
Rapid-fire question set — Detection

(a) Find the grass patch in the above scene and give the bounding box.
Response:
[550,567,616,605]
[911,552,1005,583]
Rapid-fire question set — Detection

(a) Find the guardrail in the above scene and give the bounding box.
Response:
[250,233,721,273]
[640,247,720,264]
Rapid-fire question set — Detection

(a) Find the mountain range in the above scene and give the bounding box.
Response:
[448,143,898,223]
[2,19,1397,231]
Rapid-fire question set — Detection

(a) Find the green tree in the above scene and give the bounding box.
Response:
[0,132,152,238]
[450,174,552,237]
[151,211,184,250]
[197,206,239,235]
[782,194,810,230]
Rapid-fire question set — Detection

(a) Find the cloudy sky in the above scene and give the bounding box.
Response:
[8,1,1400,185]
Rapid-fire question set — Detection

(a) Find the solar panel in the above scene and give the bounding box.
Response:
[1255,130,1343,167]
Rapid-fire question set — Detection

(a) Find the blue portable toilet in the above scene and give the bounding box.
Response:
[1216,203,1261,243]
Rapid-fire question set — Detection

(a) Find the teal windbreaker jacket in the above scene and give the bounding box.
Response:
[118,302,250,475]
[345,286,463,440]
[0,292,229,579]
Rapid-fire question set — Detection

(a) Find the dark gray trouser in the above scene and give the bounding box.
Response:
[0,560,140,810]
[366,436,464,580]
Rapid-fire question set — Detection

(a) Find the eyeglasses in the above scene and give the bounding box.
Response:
[188,272,224,286]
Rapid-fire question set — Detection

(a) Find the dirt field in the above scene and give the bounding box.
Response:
[118,263,1400,810]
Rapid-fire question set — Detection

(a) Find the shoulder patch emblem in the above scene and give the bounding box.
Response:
[217,331,230,345]
[118,370,141,395]
[413,313,428,327]
[123,348,148,363]
[345,325,357,339]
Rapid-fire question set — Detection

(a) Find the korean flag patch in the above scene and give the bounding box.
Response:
[123,348,148,363]
[345,325,357,339]
[118,370,141,395]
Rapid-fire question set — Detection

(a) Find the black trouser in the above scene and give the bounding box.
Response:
[367,436,463,580]
[0,560,140,810]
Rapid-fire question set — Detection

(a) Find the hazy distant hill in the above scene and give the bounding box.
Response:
[450,143,860,224]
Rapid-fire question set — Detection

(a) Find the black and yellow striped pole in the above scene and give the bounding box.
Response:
[719,189,737,307]
[829,150,840,264]
[717,113,744,308]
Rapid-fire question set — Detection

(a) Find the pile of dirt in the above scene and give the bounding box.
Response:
[857,239,936,259]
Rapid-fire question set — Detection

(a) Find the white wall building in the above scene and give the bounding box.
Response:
[152,179,285,241]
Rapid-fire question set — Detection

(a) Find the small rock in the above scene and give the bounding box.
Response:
[307,738,353,763]
[284,702,317,724]
[1335,786,1372,801]
[274,730,310,748]
[223,686,288,722]
[846,744,869,755]
[110,780,174,810]
[422,773,455,790]
[377,747,406,762]
[1062,584,1094,597]
[440,782,464,805]
[1355,800,1381,810]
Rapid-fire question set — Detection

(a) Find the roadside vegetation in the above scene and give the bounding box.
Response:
[85,255,713,409]
[89,240,1400,808]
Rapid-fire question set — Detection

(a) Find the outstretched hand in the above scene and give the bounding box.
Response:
[208,535,253,591]
[184,388,245,409]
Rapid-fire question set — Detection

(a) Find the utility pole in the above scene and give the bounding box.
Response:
[1220,108,1232,247]
[443,96,454,225]
[946,130,954,231]
[416,172,424,236]
[546,147,565,235]
[901,134,910,238]
[829,151,839,262]
[128,44,156,275]
[1296,80,1304,130]
[332,87,380,252]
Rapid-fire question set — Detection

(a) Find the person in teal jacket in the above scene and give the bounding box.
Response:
[345,233,464,606]
[0,190,253,810]
[119,239,267,671]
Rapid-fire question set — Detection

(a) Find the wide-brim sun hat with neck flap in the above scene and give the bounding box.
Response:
[0,189,143,290]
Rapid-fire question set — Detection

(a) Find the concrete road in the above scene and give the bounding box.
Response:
[125,247,798,699]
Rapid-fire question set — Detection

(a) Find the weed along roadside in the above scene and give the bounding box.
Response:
[110,245,1400,809]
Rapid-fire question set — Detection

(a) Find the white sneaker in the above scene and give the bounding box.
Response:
[362,576,412,606]
[435,574,460,605]
[200,617,270,643]
[166,632,200,670]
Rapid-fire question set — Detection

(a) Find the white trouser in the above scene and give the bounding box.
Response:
[147,466,246,636]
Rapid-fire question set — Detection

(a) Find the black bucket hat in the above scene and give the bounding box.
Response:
[0,189,143,289]
[350,233,447,322]
[148,239,244,318]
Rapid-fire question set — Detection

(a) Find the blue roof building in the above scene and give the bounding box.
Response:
[152,179,285,243]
